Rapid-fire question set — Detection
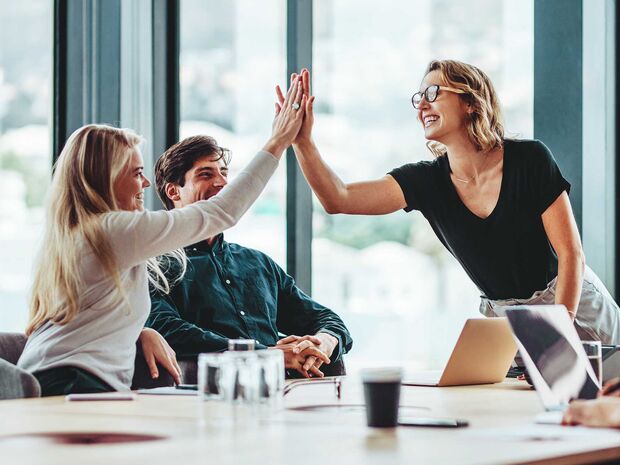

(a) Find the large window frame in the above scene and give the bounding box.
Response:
[534,0,616,296]
[52,0,617,298]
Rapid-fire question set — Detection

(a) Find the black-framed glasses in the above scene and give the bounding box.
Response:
[411,85,466,109]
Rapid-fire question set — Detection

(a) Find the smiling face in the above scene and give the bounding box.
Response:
[166,154,229,208]
[417,70,471,144]
[113,148,151,211]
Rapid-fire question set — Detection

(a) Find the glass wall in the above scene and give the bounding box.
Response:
[0,1,52,332]
[311,0,534,370]
[179,0,287,266]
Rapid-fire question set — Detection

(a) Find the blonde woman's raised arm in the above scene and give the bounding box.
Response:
[105,150,279,269]
[106,76,308,268]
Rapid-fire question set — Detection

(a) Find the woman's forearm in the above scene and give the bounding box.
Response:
[555,250,585,318]
[293,139,349,214]
[105,151,279,269]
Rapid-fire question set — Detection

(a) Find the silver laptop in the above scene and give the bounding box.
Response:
[504,305,599,421]
[403,318,517,387]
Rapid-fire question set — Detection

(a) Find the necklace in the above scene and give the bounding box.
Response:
[451,151,491,184]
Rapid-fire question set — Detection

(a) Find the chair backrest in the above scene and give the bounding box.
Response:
[0,332,28,365]
[0,358,41,399]
[0,332,41,399]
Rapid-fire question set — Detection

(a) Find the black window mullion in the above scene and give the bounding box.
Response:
[533,0,583,231]
[52,0,122,162]
[286,0,313,295]
[152,0,180,182]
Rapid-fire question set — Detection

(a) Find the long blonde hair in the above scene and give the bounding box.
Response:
[422,60,504,158]
[26,124,184,336]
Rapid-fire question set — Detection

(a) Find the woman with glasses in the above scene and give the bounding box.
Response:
[278,60,620,346]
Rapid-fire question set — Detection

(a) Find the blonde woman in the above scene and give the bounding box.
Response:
[18,77,306,396]
[281,61,620,350]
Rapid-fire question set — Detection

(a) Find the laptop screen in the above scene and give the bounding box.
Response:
[505,305,599,409]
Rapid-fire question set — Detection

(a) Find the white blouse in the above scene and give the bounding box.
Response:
[18,151,279,391]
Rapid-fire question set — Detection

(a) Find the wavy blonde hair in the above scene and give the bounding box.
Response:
[422,60,504,157]
[26,124,185,336]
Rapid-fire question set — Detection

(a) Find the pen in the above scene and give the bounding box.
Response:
[603,381,620,396]
[175,384,198,390]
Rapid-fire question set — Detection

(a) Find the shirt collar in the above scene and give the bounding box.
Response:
[189,233,225,253]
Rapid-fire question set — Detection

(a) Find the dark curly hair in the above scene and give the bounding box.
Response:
[154,135,231,210]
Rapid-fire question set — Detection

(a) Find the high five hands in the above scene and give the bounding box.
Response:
[275,68,315,146]
[263,73,307,157]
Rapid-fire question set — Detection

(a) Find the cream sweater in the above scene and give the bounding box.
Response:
[18,151,278,391]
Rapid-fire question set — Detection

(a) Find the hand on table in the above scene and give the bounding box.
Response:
[562,397,620,428]
[599,377,620,397]
[139,328,182,384]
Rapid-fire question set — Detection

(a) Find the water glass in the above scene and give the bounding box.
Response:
[582,340,602,385]
[256,349,285,406]
[228,339,256,351]
[198,350,284,407]
[198,353,227,401]
[218,351,260,404]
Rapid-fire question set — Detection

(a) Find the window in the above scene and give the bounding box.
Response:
[0,1,52,332]
[179,0,287,266]
[311,0,534,369]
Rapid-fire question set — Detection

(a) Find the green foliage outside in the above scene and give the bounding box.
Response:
[315,211,410,249]
[314,204,449,266]
[0,150,48,207]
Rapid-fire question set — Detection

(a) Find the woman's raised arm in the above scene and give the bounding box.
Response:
[276,69,406,215]
[106,76,308,268]
[294,139,406,215]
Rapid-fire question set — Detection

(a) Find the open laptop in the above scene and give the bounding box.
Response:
[504,305,600,423]
[402,318,517,387]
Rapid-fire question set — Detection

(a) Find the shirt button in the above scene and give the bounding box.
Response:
[239,310,246,316]
[225,279,231,285]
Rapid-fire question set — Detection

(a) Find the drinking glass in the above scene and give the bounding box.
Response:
[582,340,602,385]
[228,339,256,351]
[198,353,227,401]
[218,351,260,404]
[256,349,285,407]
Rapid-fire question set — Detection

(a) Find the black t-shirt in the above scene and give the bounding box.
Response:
[388,139,571,300]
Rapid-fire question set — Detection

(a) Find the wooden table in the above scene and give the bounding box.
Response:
[1,378,620,465]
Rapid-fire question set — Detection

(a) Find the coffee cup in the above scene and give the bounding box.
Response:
[361,367,403,427]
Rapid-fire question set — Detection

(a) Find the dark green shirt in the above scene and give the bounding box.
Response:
[147,234,352,361]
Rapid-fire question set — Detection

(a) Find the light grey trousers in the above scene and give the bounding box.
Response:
[479,266,620,344]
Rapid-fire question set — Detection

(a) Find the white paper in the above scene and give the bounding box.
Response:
[137,386,197,396]
[65,392,137,401]
[466,424,620,441]
[535,410,564,425]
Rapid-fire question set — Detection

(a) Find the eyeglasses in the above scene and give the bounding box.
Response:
[411,85,466,109]
[283,377,342,399]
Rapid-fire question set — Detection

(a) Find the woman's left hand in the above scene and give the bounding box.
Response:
[139,328,182,384]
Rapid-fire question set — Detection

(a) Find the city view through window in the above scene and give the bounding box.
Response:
[0,1,52,332]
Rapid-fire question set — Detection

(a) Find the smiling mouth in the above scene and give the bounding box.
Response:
[135,192,144,201]
[423,115,439,128]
